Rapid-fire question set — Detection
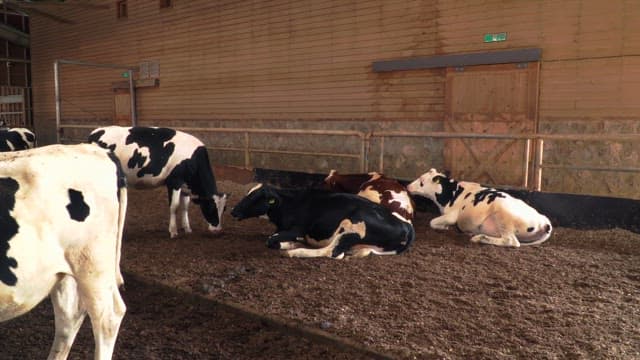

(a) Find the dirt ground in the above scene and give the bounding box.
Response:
[1,168,639,359]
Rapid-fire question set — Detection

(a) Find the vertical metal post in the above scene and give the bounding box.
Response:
[534,138,544,191]
[379,136,385,173]
[359,134,366,172]
[54,60,61,143]
[363,133,371,173]
[127,69,137,126]
[522,138,531,189]
[244,132,250,169]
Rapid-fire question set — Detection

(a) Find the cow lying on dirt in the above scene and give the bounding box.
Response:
[89,126,228,238]
[231,184,415,258]
[323,170,414,222]
[0,143,127,359]
[407,168,552,247]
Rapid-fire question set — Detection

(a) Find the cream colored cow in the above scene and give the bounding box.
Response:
[0,144,127,359]
[408,169,552,247]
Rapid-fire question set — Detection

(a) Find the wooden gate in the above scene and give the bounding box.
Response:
[114,88,131,126]
[444,62,539,187]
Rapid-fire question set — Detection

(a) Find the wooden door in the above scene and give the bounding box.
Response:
[114,89,131,126]
[444,62,539,187]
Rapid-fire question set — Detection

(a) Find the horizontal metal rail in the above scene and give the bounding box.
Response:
[60,124,368,172]
[59,123,640,193]
[370,131,640,191]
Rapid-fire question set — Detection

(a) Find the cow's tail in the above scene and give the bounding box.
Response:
[115,185,127,287]
[107,150,128,288]
[394,219,416,255]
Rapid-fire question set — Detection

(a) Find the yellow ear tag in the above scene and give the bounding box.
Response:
[268,198,276,204]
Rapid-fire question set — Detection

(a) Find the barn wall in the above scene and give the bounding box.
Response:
[30,0,640,198]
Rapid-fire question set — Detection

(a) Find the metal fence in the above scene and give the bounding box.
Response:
[59,123,640,194]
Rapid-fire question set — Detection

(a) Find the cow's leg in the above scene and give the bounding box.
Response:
[285,219,365,258]
[470,233,520,247]
[48,275,87,360]
[429,212,458,230]
[179,192,192,234]
[470,213,520,247]
[167,188,181,238]
[76,277,126,360]
[348,244,398,257]
[266,229,305,249]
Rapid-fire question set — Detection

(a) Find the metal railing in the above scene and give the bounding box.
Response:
[59,124,369,172]
[371,131,640,191]
[58,123,640,193]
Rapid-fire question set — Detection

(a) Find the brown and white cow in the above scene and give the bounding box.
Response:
[0,143,127,359]
[324,170,414,222]
[407,168,552,247]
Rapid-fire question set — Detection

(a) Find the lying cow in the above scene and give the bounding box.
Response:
[407,168,552,247]
[324,169,414,222]
[0,127,35,151]
[0,143,127,359]
[89,126,228,238]
[231,184,415,258]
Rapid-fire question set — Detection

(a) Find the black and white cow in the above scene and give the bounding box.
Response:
[231,184,415,258]
[407,168,552,247]
[0,127,35,151]
[88,126,228,238]
[0,143,127,359]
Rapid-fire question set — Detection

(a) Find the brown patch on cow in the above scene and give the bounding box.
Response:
[324,171,380,193]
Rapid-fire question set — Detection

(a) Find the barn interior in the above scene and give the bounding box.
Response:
[0,1,638,359]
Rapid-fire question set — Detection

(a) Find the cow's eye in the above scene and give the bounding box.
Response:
[433,177,440,184]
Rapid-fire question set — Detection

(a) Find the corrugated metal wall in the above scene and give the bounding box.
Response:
[29,0,640,198]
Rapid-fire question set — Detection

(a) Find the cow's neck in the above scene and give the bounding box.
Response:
[266,188,306,230]
[435,178,465,211]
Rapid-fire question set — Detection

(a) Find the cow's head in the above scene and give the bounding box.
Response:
[407,168,450,201]
[192,192,229,233]
[231,183,279,220]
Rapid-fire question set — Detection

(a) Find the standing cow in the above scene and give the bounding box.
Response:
[0,143,127,359]
[231,184,415,258]
[0,127,36,151]
[324,170,415,222]
[89,126,228,238]
[407,168,552,247]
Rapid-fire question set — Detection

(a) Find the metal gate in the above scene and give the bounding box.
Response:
[0,85,30,128]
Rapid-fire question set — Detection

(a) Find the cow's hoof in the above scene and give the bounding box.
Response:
[280,250,294,258]
[169,232,179,239]
[266,239,281,250]
[208,229,224,237]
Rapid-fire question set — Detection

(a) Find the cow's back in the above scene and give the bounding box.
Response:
[0,144,124,320]
[0,128,35,152]
[299,191,408,241]
[89,126,203,188]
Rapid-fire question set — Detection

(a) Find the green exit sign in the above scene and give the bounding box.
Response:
[484,32,507,43]
[121,71,129,78]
